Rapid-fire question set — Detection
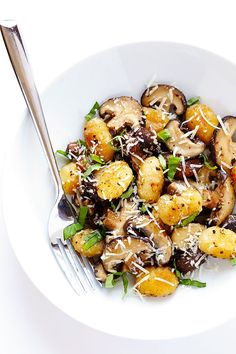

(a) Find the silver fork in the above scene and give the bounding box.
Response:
[0,21,99,295]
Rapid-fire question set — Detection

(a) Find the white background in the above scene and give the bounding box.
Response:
[1,1,236,353]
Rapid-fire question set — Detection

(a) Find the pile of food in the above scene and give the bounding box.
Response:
[57,83,236,298]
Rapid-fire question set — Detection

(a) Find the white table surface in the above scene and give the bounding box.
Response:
[1,1,236,353]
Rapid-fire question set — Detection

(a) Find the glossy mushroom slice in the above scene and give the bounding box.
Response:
[124,215,172,265]
[172,223,207,274]
[212,116,236,172]
[141,84,187,115]
[165,120,205,158]
[222,215,236,233]
[101,236,154,274]
[198,167,235,225]
[99,96,142,133]
[103,200,139,242]
[210,175,235,226]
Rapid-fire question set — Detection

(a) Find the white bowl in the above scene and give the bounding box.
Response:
[3,42,236,340]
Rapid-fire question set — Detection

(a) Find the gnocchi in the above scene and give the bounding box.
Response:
[137,156,164,203]
[96,161,133,200]
[72,229,105,257]
[198,226,236,259]
[84,117,114,162]
[157,187,203,226]
[185,103,218,144]
[135,267,179,297]
[59,162,79,194]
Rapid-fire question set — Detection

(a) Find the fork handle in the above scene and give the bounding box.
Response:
[0,21,63,195]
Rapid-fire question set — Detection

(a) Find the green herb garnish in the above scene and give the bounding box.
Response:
[105,272,129,294]
[83,230,103,251]
[173,260,206,288]
[157,129,171,142]
[78,206,88,227]
[56,150,69,158]
[63,222,83,240]
[200,154,218,170]
[82,163,102,179]
[104,274,115,288]
[230,258,236,265]
[85,101,100,121]
[78,139,86,147]
[90,154,104,164]
[187,96,200,107]
[167,156,180,181]
[179,279,206,288]
[140,204,147,213]
[121,185,133,199]
[175,212,199,228]
[110,201,116,211]
[158,154,166,170]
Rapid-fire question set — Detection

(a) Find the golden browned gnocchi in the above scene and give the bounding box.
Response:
[136,267,179,297]
[199,226,236,259]
[185,103,218,144]
[96,161,133,200]
[137,156,164,203]
[59,162,79,194]
[157,188,203,226]
[84,117,114,162]
[72,229,105,257]
[171,223,206,251]
[143,107,169,133]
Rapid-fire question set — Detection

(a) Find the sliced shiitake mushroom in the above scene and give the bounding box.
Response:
[124,215,172,265]
[141,84,187,115]
[175,251,206,275]
[99,96,142,132]
[172,223,207,274]
[101,236,154,274]
[212,116,236,172]
[165,120,205,158]
[103,200,139,242]
[200,170,236,226]
[222,215,236,233]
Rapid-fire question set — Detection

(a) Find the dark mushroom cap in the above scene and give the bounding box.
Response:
[211,116,236,172]
[141,84,187,115]
[165,120,205,158]
[99,96,143,133]
[221,214,236,233]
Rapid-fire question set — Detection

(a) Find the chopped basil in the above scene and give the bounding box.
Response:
[168,156,180,181]
[56,149,69,158]
[201,154,218,170]
[82,163,102,179]
[140,204,147,213]
[157,129,171,142]
[110,201,116,211]
[230,258,236,265]
[83,230,103,251]
[176,212,199,228]
[158,154,167,170]
[78,206,88,227]
[90,154,104,164]
[121,185,133,199]
[122,273,129,294]
[174,260,206,288]
[187,96,200,107]
[104,272,129,294]
[63,222,83,240]
[179,279,206,288]
[78,139,86,147]
[85,101,100,121]
[109,130,126,151]
[104,274,115,288]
